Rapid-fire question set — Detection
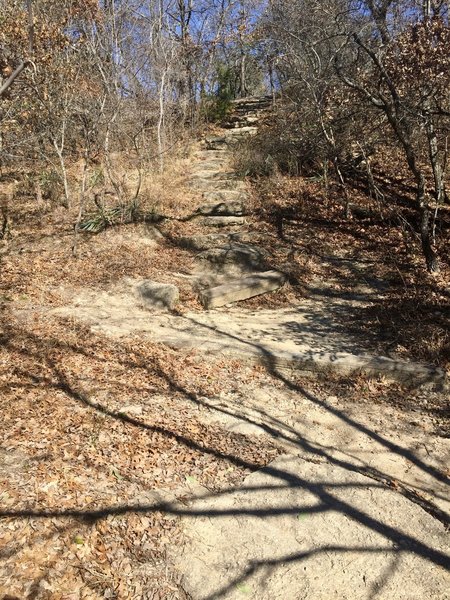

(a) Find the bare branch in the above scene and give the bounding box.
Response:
[0,61,28,98]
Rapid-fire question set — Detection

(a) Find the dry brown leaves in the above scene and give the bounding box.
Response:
[0,312,280,598]
[0,129,448,596]
[248,172,450,366]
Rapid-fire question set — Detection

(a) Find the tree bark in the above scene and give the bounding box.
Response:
[420,205,439,273]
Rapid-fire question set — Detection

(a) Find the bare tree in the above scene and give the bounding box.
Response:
[263,0,449,272]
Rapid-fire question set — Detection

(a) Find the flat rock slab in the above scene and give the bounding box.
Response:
[195,200,245,216]
[199,270,286,308]
[157,333,446,387]
[49,288,447,387]
[256,347,446,385]
[202,190,248,203]
[196,244,267,271]
[174,455,449,600]
[202,216,246,227]
[157,307,446,387]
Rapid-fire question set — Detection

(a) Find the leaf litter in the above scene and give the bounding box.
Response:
[0,312,281,598]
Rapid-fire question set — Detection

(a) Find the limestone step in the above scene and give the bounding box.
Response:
[192,160,229,171]
[203,129,257,145]
[231,95,272,108]
[232,108,263,116]
[194,150,230,160]
[202,190,248,203]
[179,232,257,251]
[202,129,258,150]
[190,179,246,191]
[190,171,238,181]
[224,126,258,137]
[201,216,246,227]
[199,270,286,309]
[221,131,259,145]
[204,137,228,150]
[233,104,267,111]
[195,200,246,217]
[228,109,270,118]
[222,115,260,128]
[196,244,267,271]
[229,110,261,118]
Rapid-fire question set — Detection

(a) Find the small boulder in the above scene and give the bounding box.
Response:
[137,281,179,310]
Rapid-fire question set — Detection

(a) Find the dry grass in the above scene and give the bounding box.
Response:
[0,144,209,312]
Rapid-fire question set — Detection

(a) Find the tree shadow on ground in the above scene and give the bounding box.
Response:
[0,321,448,598]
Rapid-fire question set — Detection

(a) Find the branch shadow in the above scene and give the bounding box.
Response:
[0,320,449,597]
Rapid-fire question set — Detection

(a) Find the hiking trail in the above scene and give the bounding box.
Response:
[14,96,449,599]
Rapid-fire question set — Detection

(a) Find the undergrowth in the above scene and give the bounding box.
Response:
[248,172,450,368]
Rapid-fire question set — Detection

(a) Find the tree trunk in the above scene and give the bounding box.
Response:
[73,156,88,257]
[385,106,440,273]
[239,52,247,98]
[52,139,70,208]
[157,67,167,171]
[420,205,439,273]
[426,115,445,206]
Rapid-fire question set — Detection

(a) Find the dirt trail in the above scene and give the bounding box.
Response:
[46,96,445,386]
[12,96,449,598]
[175,458,448,600]
[167,371,449,599]
[156,98,450,598]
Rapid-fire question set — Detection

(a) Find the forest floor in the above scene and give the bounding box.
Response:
[0,114,449,598]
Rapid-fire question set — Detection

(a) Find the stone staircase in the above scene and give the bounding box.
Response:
[169,101,445,386]
[186,96,284,309]
[49,95,446,387]
[223,95,273,129]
